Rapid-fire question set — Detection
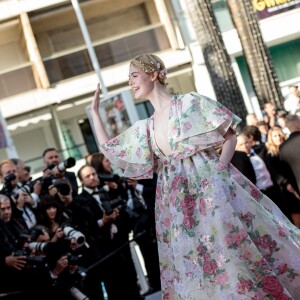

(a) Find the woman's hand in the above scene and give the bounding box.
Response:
[91,83,101,114]
[90,83,110,144]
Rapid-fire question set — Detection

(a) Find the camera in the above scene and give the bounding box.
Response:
[28,241,48,253]
[62,225,86,247]
[67,253,83,265]
[2,173,17,194]
[19,181,35,194]
[54,180,71,196]
[14,246,47,268]
[101,197,127,216]
[98,173,120,184]
[47,157,76,174]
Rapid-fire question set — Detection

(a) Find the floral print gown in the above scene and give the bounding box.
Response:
[100,92,300,300]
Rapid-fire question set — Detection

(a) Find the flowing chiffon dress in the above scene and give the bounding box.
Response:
[100,92,300,300]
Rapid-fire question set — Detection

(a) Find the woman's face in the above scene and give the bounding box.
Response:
[271,130,284,146]
[128,65,153,100]
[46,206,57,220]
[102,157,112,173]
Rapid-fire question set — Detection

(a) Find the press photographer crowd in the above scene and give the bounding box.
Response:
[0,148,161,300]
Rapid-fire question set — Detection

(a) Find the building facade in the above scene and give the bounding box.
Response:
[0,0,299,174]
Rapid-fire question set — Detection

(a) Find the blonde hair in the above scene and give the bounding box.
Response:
[265,127,286,156]
[130,53,168,86]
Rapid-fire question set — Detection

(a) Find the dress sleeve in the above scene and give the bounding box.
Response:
[170,92,242,158]
[180,92,241,138]
[99,119,154,179]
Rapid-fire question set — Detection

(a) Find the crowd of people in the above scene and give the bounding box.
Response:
[0,148,161,300]
[232,97,300,228]
[1,49,300,300]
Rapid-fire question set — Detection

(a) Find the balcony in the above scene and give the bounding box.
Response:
[43,25,171,84]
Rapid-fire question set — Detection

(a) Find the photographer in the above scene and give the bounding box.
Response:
[76,165,142,300]
[0,194,56,299]
[28,225,89,300]
[0,159,38,230]
[11,158,42,206]
[40,148,78,197]
[52,179,105,300]
[91,154,161,293]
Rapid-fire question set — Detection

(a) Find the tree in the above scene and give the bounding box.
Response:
[185,0,247,120]
[226,0,284,109]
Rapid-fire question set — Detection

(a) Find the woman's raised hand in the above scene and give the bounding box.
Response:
[90,82,110,144]
[91,83,101,114]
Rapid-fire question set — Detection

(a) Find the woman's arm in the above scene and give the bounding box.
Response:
[91,83,110,145]
[219,129,237,165]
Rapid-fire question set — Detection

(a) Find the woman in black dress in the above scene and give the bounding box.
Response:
[264,126,300,228]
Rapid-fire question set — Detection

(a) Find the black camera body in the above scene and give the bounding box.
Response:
[2,173,17,195]
[98,173,121,184]
[101,197,127,216]
[14,248,47,268]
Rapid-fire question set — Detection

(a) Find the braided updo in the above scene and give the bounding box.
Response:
[130,53,168,86]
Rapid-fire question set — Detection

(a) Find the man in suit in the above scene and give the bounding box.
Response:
[41,148,78,197]
[279,115,300,192]
[75,165,143,300]
[230,150,256,185]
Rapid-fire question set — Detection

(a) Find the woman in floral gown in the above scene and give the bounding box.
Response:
[91,53,300,299]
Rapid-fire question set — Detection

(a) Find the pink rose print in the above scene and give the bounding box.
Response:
[262,275,284,296]
[199,198,207,215]
[225,233,237,247]
[258,234,277,251]
[136,147,142,158]
[109,137,119,145]
[182,121,192,133]
[183,216,195,229]
[217,161,229,171]
[196,244,204,253]
[202,253,211,261]
[250,186,261,200]
[171,176,184,190]
[203,260,218,275]
[163,218,171,228]
[277,294,292,300]
[236,279,253,294]
[119,150,126,158]
[252,292,265,300]
[242,250,252,260]
[278,225,287,238]
[213,272,229,285]
[236,229,248,245]
[241,212,255,223]
[278,263,288,275]
[201,178,209,188]
[254,258,271,272]
[180,195,196,217]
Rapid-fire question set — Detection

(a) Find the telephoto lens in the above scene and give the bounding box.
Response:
[63,226,85,247]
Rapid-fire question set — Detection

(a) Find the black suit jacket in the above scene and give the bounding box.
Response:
[279,131,300,191]
[230,151,256,184]
[75,189,126,256]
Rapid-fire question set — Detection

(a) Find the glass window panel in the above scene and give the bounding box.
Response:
[44,26,170,83]
[0,66,36,98]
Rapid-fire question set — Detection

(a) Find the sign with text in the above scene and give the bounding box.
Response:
[253,0,300,19]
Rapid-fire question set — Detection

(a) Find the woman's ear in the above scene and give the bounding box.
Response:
[150,71,159,82]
